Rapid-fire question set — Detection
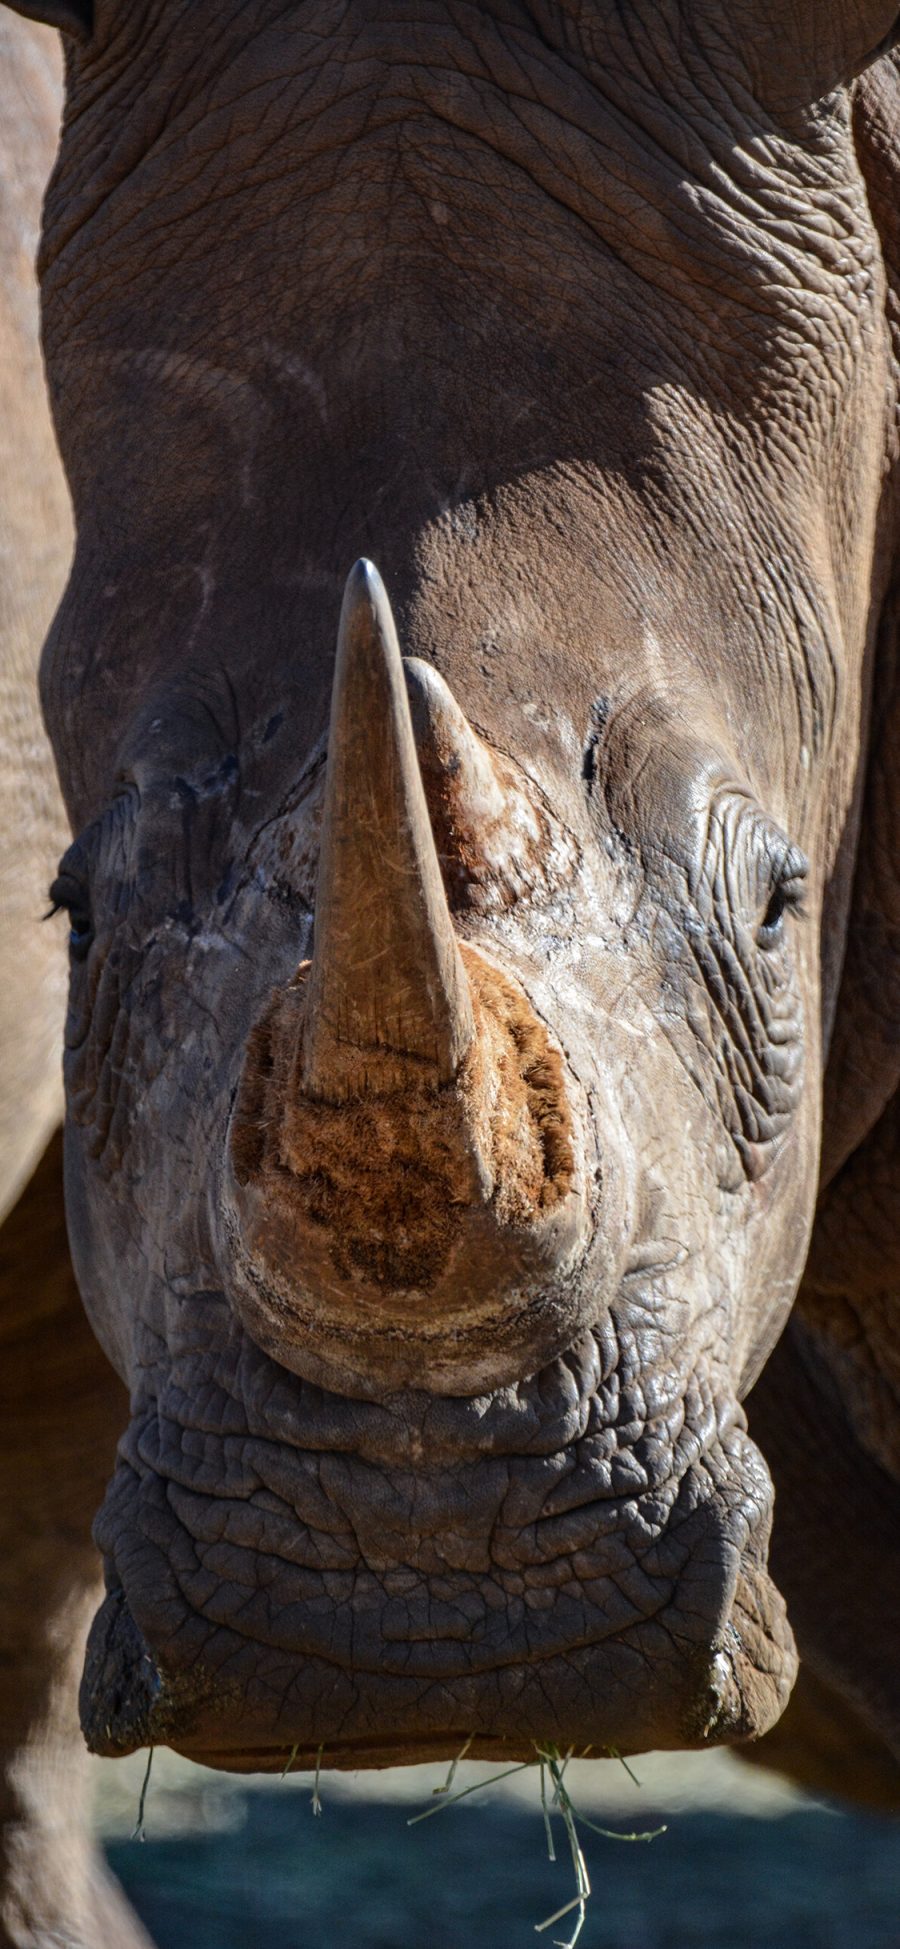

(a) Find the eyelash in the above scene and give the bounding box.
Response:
[45,786,139,967]
[46,872,94,962]
[757,852,807,946]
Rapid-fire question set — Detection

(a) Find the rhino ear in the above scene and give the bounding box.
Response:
[2,0,92,38]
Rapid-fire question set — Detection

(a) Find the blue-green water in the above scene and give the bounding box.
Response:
[107,1794,900,1949]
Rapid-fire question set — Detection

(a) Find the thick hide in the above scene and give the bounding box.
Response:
[8,0,900,1786]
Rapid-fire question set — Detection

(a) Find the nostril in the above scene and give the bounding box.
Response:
[79,1580,161,1757]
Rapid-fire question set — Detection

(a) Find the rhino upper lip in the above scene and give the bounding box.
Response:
[137,1306,699,1464]
[96,1321,755,1676]
[80,1291,795,1763]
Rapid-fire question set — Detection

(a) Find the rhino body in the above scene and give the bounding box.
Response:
[2,1,900,1928]
[0,21,151,1946]
[0,16,68,1224]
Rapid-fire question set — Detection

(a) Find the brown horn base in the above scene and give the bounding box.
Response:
[225,944,596,1398]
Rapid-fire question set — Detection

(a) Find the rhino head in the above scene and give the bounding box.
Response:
[14,0,900,1771]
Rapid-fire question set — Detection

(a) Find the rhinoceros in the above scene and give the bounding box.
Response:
[3,0,900,1927]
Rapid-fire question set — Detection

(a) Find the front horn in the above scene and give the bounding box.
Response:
[225,561,599,1397]
[302,560,474,1100]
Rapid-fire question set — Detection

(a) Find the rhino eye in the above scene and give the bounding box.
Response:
[757,845,807,949]
[47,871,94,963]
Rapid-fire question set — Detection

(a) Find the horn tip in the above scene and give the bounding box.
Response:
[339,557,400,674]
[345,556,383,605]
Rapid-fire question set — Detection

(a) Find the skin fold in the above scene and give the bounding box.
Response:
[2,0,900,1934]
[745,48,900,1808]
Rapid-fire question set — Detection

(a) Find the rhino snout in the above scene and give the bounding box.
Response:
[222,562,607,1396]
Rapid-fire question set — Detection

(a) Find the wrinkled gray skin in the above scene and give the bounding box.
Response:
[744,47,900,1803]
[5,0,900,1892]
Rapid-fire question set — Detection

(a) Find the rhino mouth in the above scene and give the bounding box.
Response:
[80,1323,796,1767]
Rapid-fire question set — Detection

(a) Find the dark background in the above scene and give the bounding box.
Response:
[103,1768,900,1949]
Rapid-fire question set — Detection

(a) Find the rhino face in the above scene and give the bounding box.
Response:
[33,0,895,1768]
